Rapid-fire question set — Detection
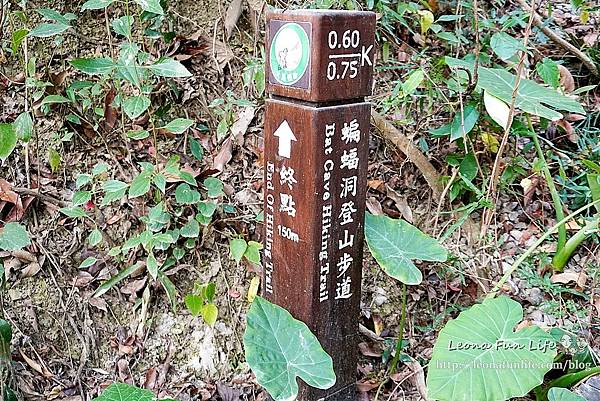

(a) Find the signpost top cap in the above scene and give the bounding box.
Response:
[266,9,376,103]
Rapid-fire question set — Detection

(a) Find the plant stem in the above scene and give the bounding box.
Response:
[527,115,567,260]
[389,283,407,375]
[552,218,598,270]
[487,198,600,299]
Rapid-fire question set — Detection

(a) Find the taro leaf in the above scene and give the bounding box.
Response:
[243,297,336,401]
[123,95,151,119]
[548,388,586,401]
[446,57,585,121]
[92,383,155,401]
[0,123,17,161]
[364,213,447,285]
[70,57,116,75]
[150,58,191,78]
[426,296,557,401]
[0,223,31,251]
[490,32,525,60]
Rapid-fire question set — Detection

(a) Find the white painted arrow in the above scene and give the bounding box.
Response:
[273,120,297,159]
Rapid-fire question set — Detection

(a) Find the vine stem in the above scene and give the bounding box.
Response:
[527,114,567,256]
[487,198,600,299]
[389,283,407,375]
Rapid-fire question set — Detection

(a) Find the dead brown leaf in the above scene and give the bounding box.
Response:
[559,65,575,93]
[551,271,588,288]
[213,137,233,172]
[386,185,413,223]
[358,342,382,358]
[593,295,600,316]
[20,262,41,278]
[366,197,383,215]
[406,360,429,400]
[103,87,118,132]
[0,179,18,204]
[19,348,53,378]
[224,0,244,39]
[89,297,108,312]
[231,106,256,145]
[356,378,380,392]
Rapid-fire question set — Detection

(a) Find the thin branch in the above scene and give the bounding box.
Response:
[516,0,598,77]
[481,0,538,238]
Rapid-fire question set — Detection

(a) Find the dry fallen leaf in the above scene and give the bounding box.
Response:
[224,0,243,39]
[551,271,588,288]
[213,137,233,172]
[593,295,600,316]
[231,106,256,145]
[366,197,383,215]
[406,360,429,400]
[558,65,575,93]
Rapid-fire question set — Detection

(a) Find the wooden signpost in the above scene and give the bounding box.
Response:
[264,9,376,401]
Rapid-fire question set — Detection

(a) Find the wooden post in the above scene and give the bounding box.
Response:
[264,9,375,401]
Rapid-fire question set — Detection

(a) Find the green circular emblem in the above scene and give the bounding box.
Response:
[270,23,310,86]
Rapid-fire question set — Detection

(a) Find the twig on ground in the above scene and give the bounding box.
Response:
[371,111,480,242]
[13,187,69,207]
[516,0,599,77]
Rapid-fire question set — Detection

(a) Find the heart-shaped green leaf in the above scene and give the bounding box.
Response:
[548,388,586,401]
[175,183,201,204]
[364,213,447,285]
[427,296,557,401]
[92,383,154,401]
[244,297,336,401]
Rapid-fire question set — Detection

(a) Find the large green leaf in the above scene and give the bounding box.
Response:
[490,32,525,60]
[92,383,154,401]
[244,297,336,401]
[548,388,586,401]
[0,223,31,251]
[364,213,447,285]
[0,123,17,161]
[446,57,585,121]
[427,296,557,401]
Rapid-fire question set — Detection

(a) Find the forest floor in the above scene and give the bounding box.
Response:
[0,0,599,400]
